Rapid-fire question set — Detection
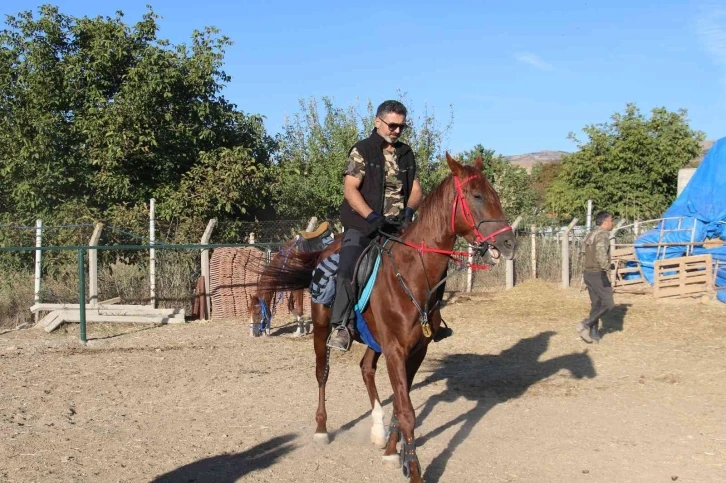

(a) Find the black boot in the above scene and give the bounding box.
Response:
[590,322,601,343]
[326,277,355,351]
[433,319,453,342]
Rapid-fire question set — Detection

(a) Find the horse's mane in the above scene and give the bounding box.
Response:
[407,173,454,240]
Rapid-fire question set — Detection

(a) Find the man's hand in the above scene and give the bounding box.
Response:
[365,212,385,235]
[399,207,415,231]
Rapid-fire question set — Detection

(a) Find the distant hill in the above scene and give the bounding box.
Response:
[505,139,716,172]
[505,150,568,173]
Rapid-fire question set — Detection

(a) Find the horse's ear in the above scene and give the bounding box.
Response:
[474,155,484,173]
[445,152,464,176]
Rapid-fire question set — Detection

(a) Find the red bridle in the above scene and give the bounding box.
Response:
[452,174,512,246]
[402,174,512,269]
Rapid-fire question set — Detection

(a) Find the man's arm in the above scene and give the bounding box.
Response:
[344,174,374,218]
[342,147,376,218]
[595,231,610,271]
[407,179,423,212]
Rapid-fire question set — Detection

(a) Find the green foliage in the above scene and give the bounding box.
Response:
[530,161,562,209]
[545,104,705,221]
[271,97,361,219]
[0,4,274,242]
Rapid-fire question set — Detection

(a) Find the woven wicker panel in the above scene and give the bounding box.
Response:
[209,247,311,322]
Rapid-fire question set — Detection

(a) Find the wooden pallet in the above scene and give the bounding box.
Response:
[653,254,713,299]
[611,247,651,294]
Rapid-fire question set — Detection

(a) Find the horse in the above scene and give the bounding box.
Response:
[252,153,517,482]
[247,222,338,337]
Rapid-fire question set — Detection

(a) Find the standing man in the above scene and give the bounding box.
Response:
[577,211,615,343]
[326,100,423,351]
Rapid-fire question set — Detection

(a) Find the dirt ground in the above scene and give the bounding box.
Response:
[1,280,725,483]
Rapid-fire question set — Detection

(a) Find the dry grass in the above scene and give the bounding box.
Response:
[0,250,201,330]
[444,278,724,346]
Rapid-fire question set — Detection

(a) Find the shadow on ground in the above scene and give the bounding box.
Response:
[151,433,297,483]
[338,331,596,482]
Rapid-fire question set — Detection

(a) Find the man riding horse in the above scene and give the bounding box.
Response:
[326,100,423,351]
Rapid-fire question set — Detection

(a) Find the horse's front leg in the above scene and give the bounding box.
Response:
[383,343,428,469]
[360,348,385,448]
[290,290,306,337]
[312,303,331,444]
[385,346,424,482]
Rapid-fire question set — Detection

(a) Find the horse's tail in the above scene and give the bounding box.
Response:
[254,249,322,294]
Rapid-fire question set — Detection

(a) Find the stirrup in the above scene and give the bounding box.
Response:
[433,320,453,342]
[326,325,352,351]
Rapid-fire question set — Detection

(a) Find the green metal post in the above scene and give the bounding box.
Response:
[78,248,87,343]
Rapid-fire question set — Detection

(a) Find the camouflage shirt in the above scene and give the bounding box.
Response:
[343,146,418,218]
[582,226,611,272]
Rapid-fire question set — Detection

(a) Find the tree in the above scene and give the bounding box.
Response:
[545,104,705,220]
[530,161,562,210]
[271,94,453,219]
[0,5,274,241]
[271,97,361,219]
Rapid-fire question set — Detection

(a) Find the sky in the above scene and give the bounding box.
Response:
[3,0,725,156]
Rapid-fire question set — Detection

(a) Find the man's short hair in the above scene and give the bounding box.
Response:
[376,100,407,118]
[594,211,612,226]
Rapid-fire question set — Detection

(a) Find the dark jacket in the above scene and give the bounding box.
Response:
[582,227,611,272]
[339,129,417,234]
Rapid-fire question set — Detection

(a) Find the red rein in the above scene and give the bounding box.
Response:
[403,174,513,270]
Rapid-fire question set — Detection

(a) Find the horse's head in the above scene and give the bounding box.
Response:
[445,152,518,262]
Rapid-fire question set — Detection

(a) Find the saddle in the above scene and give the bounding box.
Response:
[298,221,332,252]
[353,239,382,302]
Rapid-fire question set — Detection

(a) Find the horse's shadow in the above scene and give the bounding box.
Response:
[414,331,595,481]
[340,331,596,483]
[150,434,297,483]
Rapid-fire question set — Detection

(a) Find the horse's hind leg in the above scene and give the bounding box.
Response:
[360,348,385,448]
[312,303,331,444]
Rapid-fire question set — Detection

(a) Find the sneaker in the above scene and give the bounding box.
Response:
[576,322,592,343]
[326,326,352,351]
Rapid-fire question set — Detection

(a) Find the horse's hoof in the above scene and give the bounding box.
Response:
[382,454,399,469]
[313,433,330,445]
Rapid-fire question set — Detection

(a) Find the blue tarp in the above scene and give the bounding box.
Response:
[634,136,726,302]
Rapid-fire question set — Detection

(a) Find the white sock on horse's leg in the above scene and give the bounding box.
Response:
[293,315,304,337]
[371,399,386,448]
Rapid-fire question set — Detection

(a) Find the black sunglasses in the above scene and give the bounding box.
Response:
[378,117,408,132]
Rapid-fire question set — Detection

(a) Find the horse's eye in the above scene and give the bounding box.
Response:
[473,194,483,200]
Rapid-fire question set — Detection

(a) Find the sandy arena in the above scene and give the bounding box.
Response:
[1,280,725,482]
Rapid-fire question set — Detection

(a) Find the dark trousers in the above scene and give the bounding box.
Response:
[330,228,374,327]
[583,271,614,329]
